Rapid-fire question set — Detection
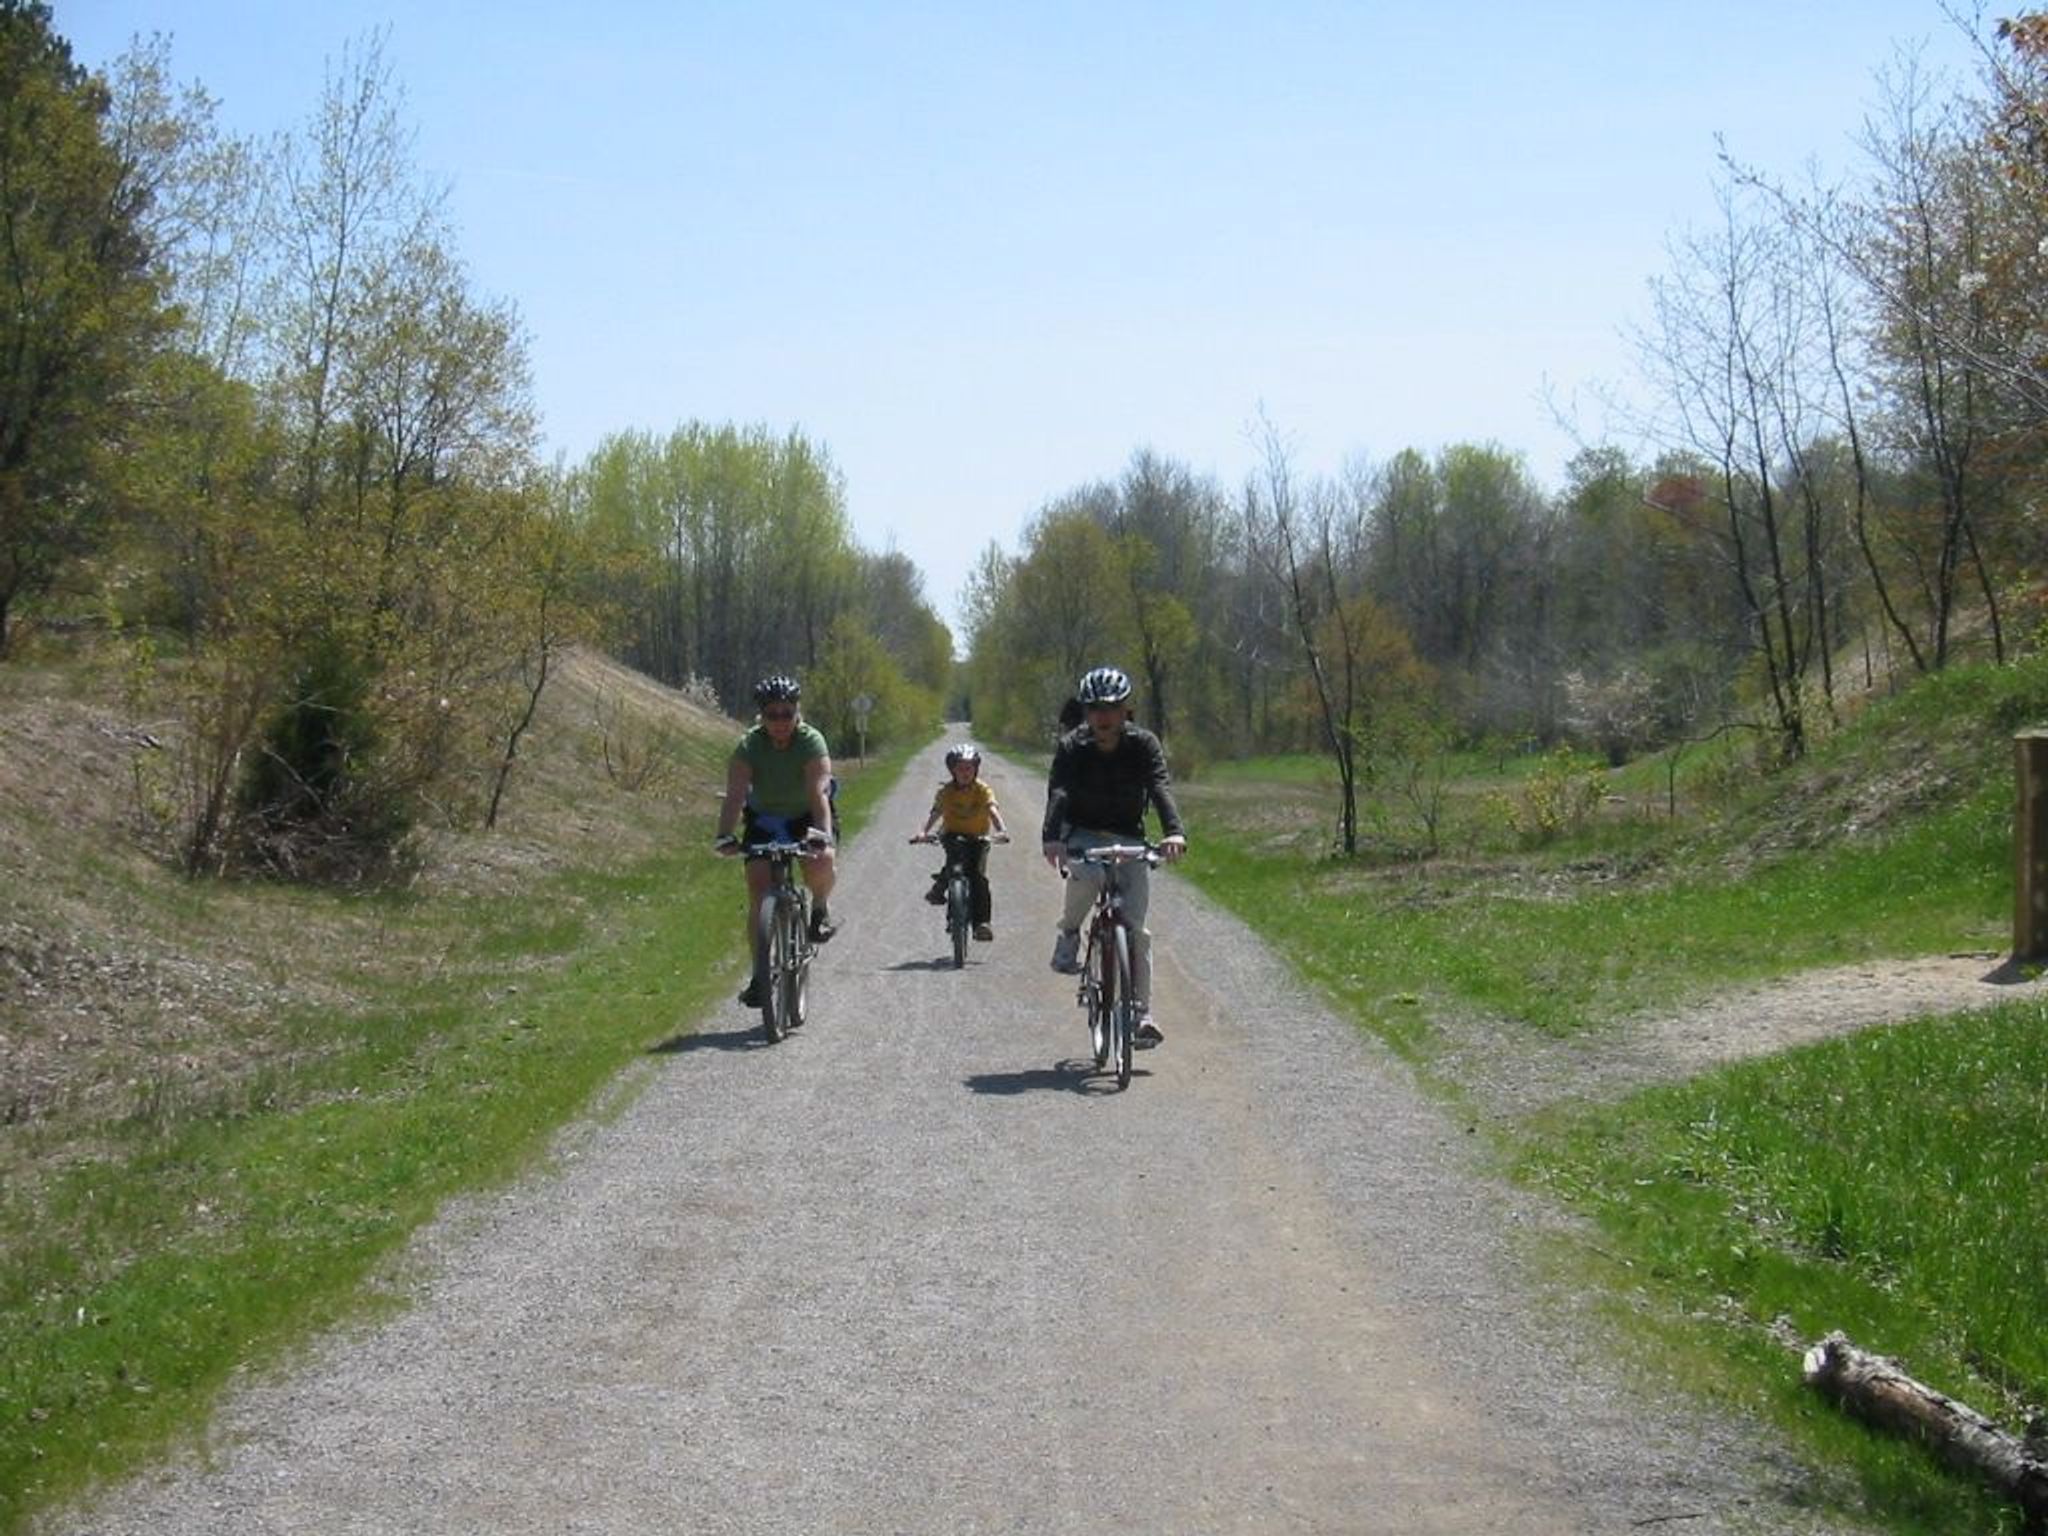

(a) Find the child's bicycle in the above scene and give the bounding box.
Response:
[1068,842,1160,1090]
[911,831,1008,968]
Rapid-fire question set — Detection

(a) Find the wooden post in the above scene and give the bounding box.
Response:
[2017,732,2048,961]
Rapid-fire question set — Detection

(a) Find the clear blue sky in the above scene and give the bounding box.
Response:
[57,1,1979,634]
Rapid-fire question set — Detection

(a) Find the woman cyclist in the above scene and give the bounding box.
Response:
[713,674,838,1008]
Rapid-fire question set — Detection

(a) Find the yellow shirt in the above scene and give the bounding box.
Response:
[932,780,998,836]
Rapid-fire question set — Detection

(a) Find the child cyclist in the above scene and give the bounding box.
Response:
[910,743,1008,941]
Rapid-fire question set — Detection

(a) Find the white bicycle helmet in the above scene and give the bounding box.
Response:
[1076,666,1132,705]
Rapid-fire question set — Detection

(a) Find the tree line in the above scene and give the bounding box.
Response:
[963,18,2048,852]
[0,4,949,881]
[12,3,2048,878]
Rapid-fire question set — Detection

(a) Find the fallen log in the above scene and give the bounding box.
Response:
[1802,1331,2048,1528]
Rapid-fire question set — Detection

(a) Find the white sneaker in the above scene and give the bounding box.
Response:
[1049,930,1081,974]
[1134,1010,1164,1047]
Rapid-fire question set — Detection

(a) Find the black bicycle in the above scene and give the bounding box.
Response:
[748,840,820,1043]
[913,831,1008,967]
[1070,843,1159,1090]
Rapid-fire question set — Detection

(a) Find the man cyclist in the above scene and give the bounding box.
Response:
[1041,665,1187,1046]
[713,674,838,1009]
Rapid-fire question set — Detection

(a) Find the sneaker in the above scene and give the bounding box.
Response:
[1049,930,1081,974]
[808,908,837,944]
[924,884,947,906]
[1134,1010,1164,1047]
[738,979,763,1008]
[972,924,993,942]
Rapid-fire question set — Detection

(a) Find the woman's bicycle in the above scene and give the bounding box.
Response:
[911,831,1008,968]
[1068,842,1159,1090]
[748,840,821,1043]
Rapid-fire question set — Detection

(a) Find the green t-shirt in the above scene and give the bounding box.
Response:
[734,721,829,818]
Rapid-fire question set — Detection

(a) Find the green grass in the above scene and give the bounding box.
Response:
[1522,1006,2048,1534]
[1179,782,2004,1055]
[1172,655,2044,1533]
[1196,752,1338,786]
[1184,653,2017,1039]
[0,737,910,1534]
[0,852,735,1528]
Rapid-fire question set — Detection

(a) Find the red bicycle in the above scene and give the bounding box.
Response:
[1069,843,1158,1090]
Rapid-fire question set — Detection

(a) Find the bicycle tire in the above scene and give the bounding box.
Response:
[1084,925,1110,1070]
[779,893,809,1031]
[756,892,787,1043]
[947,875,970,968]
[1109,921,1134,1089]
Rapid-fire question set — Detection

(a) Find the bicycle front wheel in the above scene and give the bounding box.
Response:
[1080,927,1109,1069]
[1109,921,1134,1090]
[947,877,970,968]
[778,894,809,1031]
[756,893,787,1043]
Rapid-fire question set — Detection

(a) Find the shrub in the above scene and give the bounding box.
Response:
[234,636,412,881]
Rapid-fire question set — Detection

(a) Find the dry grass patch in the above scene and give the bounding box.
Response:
[0,641,737,1189]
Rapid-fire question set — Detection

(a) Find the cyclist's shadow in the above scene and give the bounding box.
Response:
[651,1025,772,1054]
[964,1058,1148,1096]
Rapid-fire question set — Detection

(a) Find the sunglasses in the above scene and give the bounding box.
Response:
[762,708,796,722]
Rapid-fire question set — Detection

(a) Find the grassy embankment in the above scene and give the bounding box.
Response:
[1175,657,2047,1536]
[0,646,912,1534]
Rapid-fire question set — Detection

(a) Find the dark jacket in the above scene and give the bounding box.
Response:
[1041,724,1185,843]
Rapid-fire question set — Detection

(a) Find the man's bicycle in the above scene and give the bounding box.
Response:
[1069,843,1159,1090]
[912,831,1008,967]
[747,840,821,1043]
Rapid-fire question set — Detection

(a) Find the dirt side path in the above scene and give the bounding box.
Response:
[1440,950,2046,1123]
[39,741,1852,1535]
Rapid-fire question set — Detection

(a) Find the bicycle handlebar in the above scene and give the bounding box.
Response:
[1072,843,1160,865]
[742,839,825,859]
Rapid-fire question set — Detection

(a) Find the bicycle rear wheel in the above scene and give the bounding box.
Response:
[1109,922,1134,1089]
[947,876,970,968]
[756,893,787,1043]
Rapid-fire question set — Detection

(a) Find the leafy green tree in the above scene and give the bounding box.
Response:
[268,29,431,518]
[100,32,271,382]
[1008,502,1131,712]
[1363,443,1547,702]
[564,421,948,727]
[1314,594,1439,845]
[0,1,169,653]
[855,549,953,696]
[805,611,932,756]
[958,541,1040,741]
[1110,449,1225,745]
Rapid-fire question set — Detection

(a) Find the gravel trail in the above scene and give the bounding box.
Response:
[40,741,1852,1535]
